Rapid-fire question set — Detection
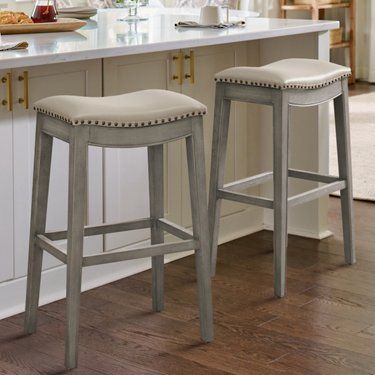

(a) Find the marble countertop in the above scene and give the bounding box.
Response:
[0,8,339,69]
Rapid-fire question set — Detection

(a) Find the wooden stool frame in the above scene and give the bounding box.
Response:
[209,77,355,297]
[24,113,214,369]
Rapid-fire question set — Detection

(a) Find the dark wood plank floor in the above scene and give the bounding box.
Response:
[1,197,375,374]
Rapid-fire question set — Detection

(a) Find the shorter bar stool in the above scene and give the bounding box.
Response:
[209,58,355,297]
[24,89,213,369]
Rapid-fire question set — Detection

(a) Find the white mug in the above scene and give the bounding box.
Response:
[199,5,222,26]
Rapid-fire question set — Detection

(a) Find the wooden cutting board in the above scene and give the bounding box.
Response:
[0,18,86,35]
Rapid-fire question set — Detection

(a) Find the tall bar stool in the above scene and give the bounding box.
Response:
[209,58,355,297]
[24,89,213,369]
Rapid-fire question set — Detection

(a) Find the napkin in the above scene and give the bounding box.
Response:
[58,6,97,19]
[0,41,28,52]
[175,20,245,29]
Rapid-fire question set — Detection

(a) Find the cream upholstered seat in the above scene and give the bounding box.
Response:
[34,89,207,128]
[214,58,351,90]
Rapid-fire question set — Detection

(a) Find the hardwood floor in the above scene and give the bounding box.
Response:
[1,198,375,374]
[349,81,375,96]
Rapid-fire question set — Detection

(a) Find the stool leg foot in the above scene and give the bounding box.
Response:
[273,93,289,298]
[148,145,165,312]
[209,84,231,277]
[187,118,214,342]
[25,118,53,334]
[334,80,355,265]
[65,128,88,370]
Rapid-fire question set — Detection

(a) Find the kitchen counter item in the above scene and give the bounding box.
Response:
[0,17,86,34]
[58,6,97,19]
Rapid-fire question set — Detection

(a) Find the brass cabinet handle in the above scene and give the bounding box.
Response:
[172,51,184,85]
[184,50,195,84]
[18,71,29,109]
[1,72,12,111]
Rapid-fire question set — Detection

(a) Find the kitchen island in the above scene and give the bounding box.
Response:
[0,8,339,319]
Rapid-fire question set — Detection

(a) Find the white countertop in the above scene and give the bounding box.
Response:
[0,8,339,69]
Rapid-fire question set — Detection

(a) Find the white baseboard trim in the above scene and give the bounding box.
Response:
[0,207,263,320]
[263,223,333,240]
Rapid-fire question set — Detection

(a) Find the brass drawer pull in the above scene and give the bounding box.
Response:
[184,50,195,84]
[172,51,184,85]
[18,71,29,109]
[1,72,12,112]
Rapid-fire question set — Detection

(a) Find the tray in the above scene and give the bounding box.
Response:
[0,18,86,35]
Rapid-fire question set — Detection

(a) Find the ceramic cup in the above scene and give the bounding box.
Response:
[199,5,222,26]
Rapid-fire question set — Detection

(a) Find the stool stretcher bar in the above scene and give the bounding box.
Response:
[44,218,152,241]
[217,189,274,209]
[158,218,193,240]
[37,217,196,267]
[223,172,273,192]
[288,180,346,207]
[218,169,346,210]
[83,240,197,267]
[35,235,68,264]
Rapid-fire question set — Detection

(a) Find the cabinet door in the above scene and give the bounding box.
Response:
[181,43,250,227]
[12,60,103,278]
[103,51,181,251]
[0,71,14,282]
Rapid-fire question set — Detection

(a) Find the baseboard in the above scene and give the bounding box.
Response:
[0,207,263,320]
[263,223,333,240]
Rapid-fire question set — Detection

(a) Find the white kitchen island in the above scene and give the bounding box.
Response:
[0,8,339,319]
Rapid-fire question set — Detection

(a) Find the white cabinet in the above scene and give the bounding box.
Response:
[103,51,181,251]
[179,43,250,227]
[12,60,103,277]
[103,43,252,250]
[0,71,14,282]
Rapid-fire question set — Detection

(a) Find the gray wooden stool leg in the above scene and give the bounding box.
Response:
[208,84,231,277]
[148,144,165,312]
[334,79,355,264]
[273,92,290,298]
[186,117,214,342]
[65,127,89,369]
[25,115,53,334]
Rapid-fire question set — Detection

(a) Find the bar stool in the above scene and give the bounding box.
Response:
[24,89,213,369]
[209,58,355,297]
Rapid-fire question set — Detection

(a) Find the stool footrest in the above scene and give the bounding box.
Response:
[36,235,67,264]
[288,168,342,184]
[37,217,196,267]
[217,189,274,209]
[82,240,197,267]
[223,172,273,192]
[45,218,151,241]
[36,233,197,267]
[288,180,346,207]
[218,170,346,209]
[158,218,193,240]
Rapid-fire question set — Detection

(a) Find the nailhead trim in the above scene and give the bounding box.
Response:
[33,107,207,127]
[214,72,351,90]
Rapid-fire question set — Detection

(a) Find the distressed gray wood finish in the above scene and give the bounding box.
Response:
[334,79,355,264]
[208,83,231,276]
[209,77,355,298]
[272,91,289,298]
[65,126,89,369]
[186,117,214,342]
[24,114,53,334]
[25,111,213,369]
[148,144,165,312]
[223,172,273,192]
[158,218,193,240]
